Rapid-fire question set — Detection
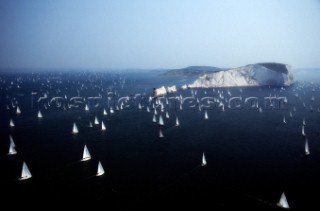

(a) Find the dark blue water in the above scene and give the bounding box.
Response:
[0,70,319,209]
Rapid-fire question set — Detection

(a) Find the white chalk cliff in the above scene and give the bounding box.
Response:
[189,63,294,88]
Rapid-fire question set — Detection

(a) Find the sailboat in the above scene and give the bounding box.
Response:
[72,123,79,134]
[89,121,93,127]
[101,121,106,131]
[302,125,306,137]
[175,117,180,126]
[110,107,114,114]
[152,114,157,123]
[165,112,170,119]
[158,115,164,125]
[37,110,43,118]
[19,162,32,180]
[302,118,306,126]
[8,136,17,155]
[305,138,310,156]
[16,106,21,114]
[81,145,91,161]
[94,116,99,125]
[159,129,164,138]
[103,109,107,115]
[283,116,286,124]
[146,106,150,112]
[9,119,15,127]
[277,192,290,209]
[201,153,207,166]
[96,161,105,176]
[10,135,15,147]
[204,110,209,120]
[85,104,89,111]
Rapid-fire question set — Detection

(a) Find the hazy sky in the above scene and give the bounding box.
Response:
[0,0,319,69]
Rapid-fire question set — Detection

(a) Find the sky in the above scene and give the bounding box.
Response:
[0,0,319,70]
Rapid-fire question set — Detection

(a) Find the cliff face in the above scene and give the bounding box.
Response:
[189,63,294,88]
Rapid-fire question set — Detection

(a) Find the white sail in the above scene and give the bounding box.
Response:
[154,109,157,115]
[175,117,180,126]
[146,106,150,112]
[9,119,15,127]
[302,118,306,126]
[283,116,286,124]
[110,107,114,114]
[94,116,99,125]
[158,115,164,125]
[85,104,89,111]
[103,109,107,115]
[159,129,164,138]
[201,153,207,166]
[302,125,306,136]
[81,145,91,161]
[204,110,208,120]
[89,121,93,127]
[152,114,157,123]
[305,138,310,156]
[96,161,105,176]
[72,123,79,134]
[221,105,225,112]
[277,192,289,209]
[165,112,170,119]
[101,121,106,131]
[10,135,15,147]
[16,106,21,114]
[19,162,32,180]
[8,139,17,155]
[37,110,43,118]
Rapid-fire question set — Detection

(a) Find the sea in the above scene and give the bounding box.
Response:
[0,69,319,210]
